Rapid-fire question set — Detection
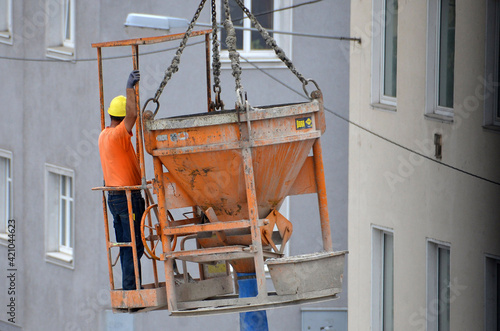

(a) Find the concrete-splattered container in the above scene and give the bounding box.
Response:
[266,251,347,295]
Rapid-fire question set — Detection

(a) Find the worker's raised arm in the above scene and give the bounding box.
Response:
[124,70,140,133]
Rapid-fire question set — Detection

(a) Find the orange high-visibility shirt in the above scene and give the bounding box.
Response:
[98,121,141,187]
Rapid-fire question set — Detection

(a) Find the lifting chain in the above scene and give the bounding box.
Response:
[211,0,224,111]
[224,0,245,106]
[152,0,208,104]
[145,0,320,118]
[232,0,319,97]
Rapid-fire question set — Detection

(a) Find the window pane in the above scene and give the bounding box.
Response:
[438,247,450,331]
[250,0,273,50]
[7,158,11,220]
[60,199,67,246]
[0,1,7,31]
[61,176,67,195]
[221,1,244,50]
[64,0,71,41]
[69,200,73,248]
[68,176,72,197]
[438,0,455,108]
[383,0,398,98]
[383,233,394,331]
[6,156,10,177]
[7,178,11,220]
[0,158,6,227]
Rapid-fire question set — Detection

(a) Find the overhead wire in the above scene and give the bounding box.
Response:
[0,40,206,62]
[236,53,500,187]
[0,0,353,63]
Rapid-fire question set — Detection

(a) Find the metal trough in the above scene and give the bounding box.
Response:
[266,251,346,296]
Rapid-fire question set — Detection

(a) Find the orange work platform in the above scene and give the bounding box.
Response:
[92,30,346,316]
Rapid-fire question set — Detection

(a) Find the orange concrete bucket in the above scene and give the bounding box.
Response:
[143,92,325,222]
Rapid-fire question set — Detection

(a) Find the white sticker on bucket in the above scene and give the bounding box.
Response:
[170,131,189,142]
[157,134,169,142]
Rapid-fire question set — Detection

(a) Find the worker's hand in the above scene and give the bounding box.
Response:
[126,70,140,89]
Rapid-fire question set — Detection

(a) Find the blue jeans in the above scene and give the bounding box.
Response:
[107,191,145,290]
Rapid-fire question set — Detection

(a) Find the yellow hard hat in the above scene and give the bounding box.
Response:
[108,95,126,117]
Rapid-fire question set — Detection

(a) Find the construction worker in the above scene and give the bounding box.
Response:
[98,70,144,290]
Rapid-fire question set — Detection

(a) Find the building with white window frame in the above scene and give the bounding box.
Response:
[349,0,500,330]
[0,0,13,44]
[0,0,350,330]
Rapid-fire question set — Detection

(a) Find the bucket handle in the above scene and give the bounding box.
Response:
[302,79,321,99]
[142,98,160,118]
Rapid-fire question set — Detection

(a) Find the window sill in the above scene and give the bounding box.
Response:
[0,31,13,45]
[371,103,397,112]
[46,46,75,62]
[483,124,500,133]
[424,113,454,124]
[46,251,74,269]
[0,232,9,245]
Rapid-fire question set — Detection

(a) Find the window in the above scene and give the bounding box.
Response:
[45,164,74,267]
[219,0,292,67]
[0,150,13,241]
[484,0,500,127]
[427,240,450,331]
[426,0,456,118]
[372,0,398,108]
[372,226,394,331]
[485,255,500,330]
[46,0,75,60]
[58,175,74,255]
[0,0,13,44]
[62,0,75,48]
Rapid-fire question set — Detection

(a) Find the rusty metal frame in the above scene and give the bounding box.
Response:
[92,29,345,315]
[92,30,213,303]
[141,90,341,314]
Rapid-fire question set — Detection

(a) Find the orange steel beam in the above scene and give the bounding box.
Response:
[131,45,147,186]
[312,139,333,252]
[97,47,105,131]
[132,45,159,287]
[102,192,115,290]
[180,235,197,283]
[165,245,248,259]
[91,29,212,48]
[126,190,142,290]
[162,219,254,236]
[92,184,145,192]
[145,194,160,287]
[97,46,115,290]
[153,156,178,311]
[242,147,268,298]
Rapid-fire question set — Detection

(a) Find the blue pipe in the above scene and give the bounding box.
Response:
[237,273,269,331]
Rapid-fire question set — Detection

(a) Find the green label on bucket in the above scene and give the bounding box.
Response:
[296,117,313,130]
